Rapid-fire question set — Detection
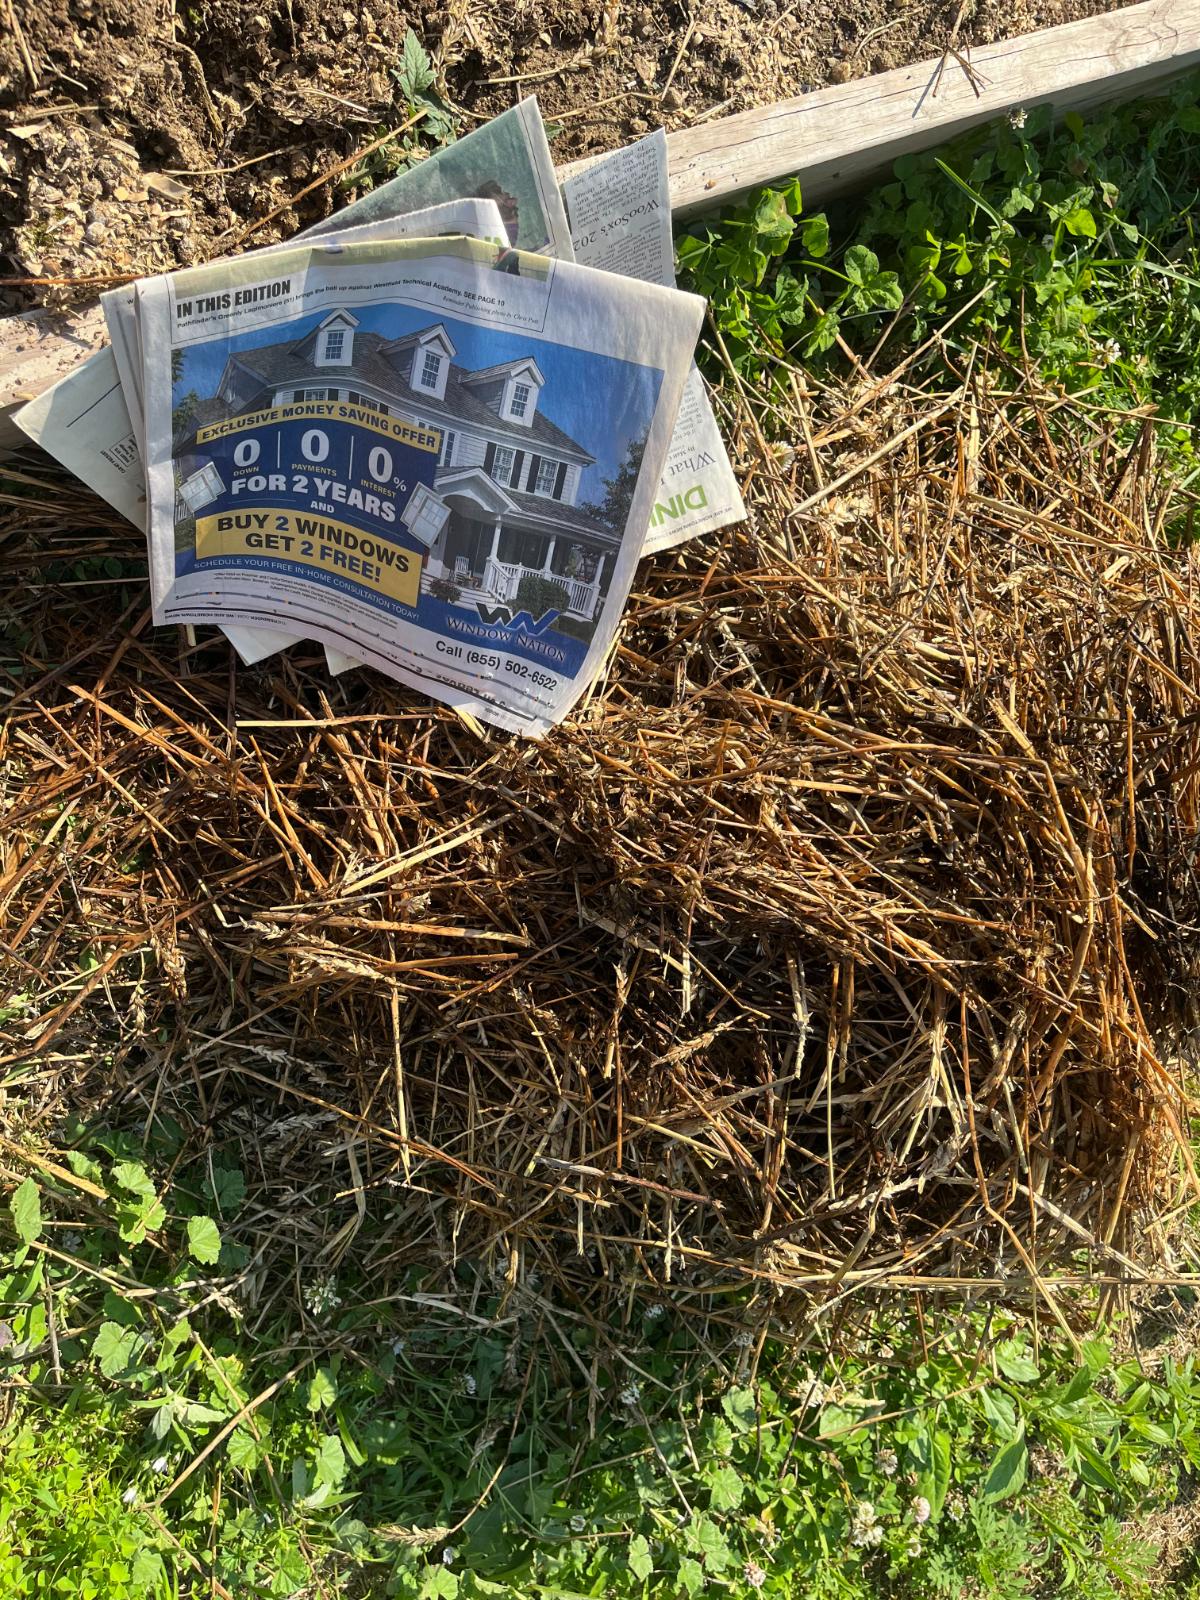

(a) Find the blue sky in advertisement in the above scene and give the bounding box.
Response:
[174,302,664,505]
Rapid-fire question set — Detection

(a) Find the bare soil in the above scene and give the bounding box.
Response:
[1,0,1127,312]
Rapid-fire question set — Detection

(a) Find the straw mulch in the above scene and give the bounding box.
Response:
[2,357,1198,1326]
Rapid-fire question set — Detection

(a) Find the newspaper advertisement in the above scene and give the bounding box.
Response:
[14,199,507,665]
[13,90,568,662]
[139,235,702,735]
[561,130,744,552]
[105,199,507,670]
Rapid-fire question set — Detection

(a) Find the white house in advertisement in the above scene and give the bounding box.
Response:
[183,310,624,620]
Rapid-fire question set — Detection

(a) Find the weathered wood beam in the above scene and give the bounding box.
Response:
[666,0,1200,216]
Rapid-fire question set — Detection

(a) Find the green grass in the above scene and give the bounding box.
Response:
[3,1121,1199,1599]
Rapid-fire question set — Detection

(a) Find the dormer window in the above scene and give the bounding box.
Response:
[419,350,442,391]
[314,311,357,366]
[499,365,542,426]
[394,324,456,401]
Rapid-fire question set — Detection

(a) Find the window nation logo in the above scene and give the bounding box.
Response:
[475,603,561,634]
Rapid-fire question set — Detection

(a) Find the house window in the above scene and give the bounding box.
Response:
[491,445,515,486]
[510,381,531,419]
[179,460,225,513]
[440,430,456,466]
[499,527,543,567]
[419,351,442,390]
[347,390,363,405]
[347,391,389,416]
[293,387,337,402]
[323,328,345,361]
[535,458,558,496]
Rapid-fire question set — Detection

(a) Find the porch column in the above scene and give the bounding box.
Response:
[487,519,502,572]
[540,536,557,575]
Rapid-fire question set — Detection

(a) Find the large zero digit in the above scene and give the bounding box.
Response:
[301,429,330,463]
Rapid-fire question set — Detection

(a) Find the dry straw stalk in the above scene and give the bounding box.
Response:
[2,353,1198,1330]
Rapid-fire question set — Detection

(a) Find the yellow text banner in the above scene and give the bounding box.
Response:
[195,509,422,607]
[196,401,440,453]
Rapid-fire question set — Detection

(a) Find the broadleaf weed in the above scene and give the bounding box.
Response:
[2,1126,1197,1596]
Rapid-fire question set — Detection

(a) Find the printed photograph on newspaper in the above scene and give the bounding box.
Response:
[140,235,702,733]
[168,288,660,652]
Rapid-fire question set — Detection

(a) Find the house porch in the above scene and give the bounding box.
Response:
[427,506,614,621]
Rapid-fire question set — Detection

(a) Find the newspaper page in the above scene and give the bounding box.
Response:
[138,235,702,735]
[104,199,507,669]
[307,98,571,260]
[11,345,143,527]
[560,130,744,553]
[13,200,506,666]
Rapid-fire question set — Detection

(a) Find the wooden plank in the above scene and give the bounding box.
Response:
[666,0,1200,216]
[3,0,1198,437]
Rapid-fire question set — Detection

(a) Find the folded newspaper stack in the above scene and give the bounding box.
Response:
[16,101,744,737]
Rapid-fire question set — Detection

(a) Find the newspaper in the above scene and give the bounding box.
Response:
[104,200,506,671]
[139,235,702,735]
[561,131,744,553]
[14,199,507,666]
[308,98,571,259]
[13,92,568,663]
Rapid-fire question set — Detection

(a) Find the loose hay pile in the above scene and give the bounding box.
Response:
[2,360,1198,1323]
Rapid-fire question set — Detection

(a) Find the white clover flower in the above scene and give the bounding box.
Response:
[1041,233,1055,250]
[122,1486,138,1506]
[151,1456,169,1474]
[390,1336,407,1356]
[877,1447,898,1477]
[618,1382,640,1407]
[302,1273,342,1316]
[569,1513,587,1533]
[732,1328,754,1349]
[644,1303,665,1321]
[744,1559,767,1589]
[906,1533,921,1558]
[463,1373,477,1397]
[1009,106,1027,129]
[442,1546,457,1567]
[850,1500,881,1547]
[912,1495,932,1525]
